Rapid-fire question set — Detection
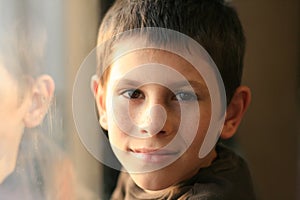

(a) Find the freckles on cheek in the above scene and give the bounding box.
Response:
[107,123,130,149]
[107,95,137,137]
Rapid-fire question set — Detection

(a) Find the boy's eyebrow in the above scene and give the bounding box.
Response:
[115,79,207,90]
[172,80,207,89]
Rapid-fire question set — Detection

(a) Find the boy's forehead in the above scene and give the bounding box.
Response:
[111,49,193,70]
[108,49,207,87]
[100,29,212,76]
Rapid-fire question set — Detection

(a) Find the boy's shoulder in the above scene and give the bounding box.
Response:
[186,144,256,200]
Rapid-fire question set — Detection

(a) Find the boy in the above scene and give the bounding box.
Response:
[92,0,256,199]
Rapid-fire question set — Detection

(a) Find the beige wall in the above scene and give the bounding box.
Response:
[63,0,101,195]
[233,1,299,199]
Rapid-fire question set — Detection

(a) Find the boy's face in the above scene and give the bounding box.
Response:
[98,49,217,190]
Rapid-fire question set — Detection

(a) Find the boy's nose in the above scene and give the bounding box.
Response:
[138,104,168,137]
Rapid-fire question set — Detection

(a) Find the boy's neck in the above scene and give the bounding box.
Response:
[144,148,217,194]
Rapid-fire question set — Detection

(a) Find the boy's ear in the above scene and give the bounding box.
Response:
[23,75,55,128]
[91,75,108,130]
[220,86,251,139]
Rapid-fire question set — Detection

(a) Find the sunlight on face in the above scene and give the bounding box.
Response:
[103,50,214,190]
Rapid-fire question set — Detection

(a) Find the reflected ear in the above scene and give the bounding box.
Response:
[220,86,251,139]
[23,75,55,128]
[91,75,108,130]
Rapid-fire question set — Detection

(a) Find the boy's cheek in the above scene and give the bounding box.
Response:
[107,124,130,146]
[106,109,134,138]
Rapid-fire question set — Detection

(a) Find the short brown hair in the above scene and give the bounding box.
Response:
[97,0,246,102]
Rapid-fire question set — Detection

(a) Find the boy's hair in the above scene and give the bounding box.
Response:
[97,0,245,102]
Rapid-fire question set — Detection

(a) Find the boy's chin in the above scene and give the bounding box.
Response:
[130,170,175,191]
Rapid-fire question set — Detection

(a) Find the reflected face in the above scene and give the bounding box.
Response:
[0,64,30,175]
[100,50,215,190]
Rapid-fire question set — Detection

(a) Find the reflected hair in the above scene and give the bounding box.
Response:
[0,19,46,100]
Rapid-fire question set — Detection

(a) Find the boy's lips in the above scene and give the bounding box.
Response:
[128,148,179,163]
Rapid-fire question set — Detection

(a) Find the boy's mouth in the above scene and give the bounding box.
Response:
[128,148,179,163]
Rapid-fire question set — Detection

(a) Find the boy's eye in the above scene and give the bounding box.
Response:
[121,89,144,99]
[174,92,198,101]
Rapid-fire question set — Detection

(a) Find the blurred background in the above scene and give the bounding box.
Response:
[1,0,299,199]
